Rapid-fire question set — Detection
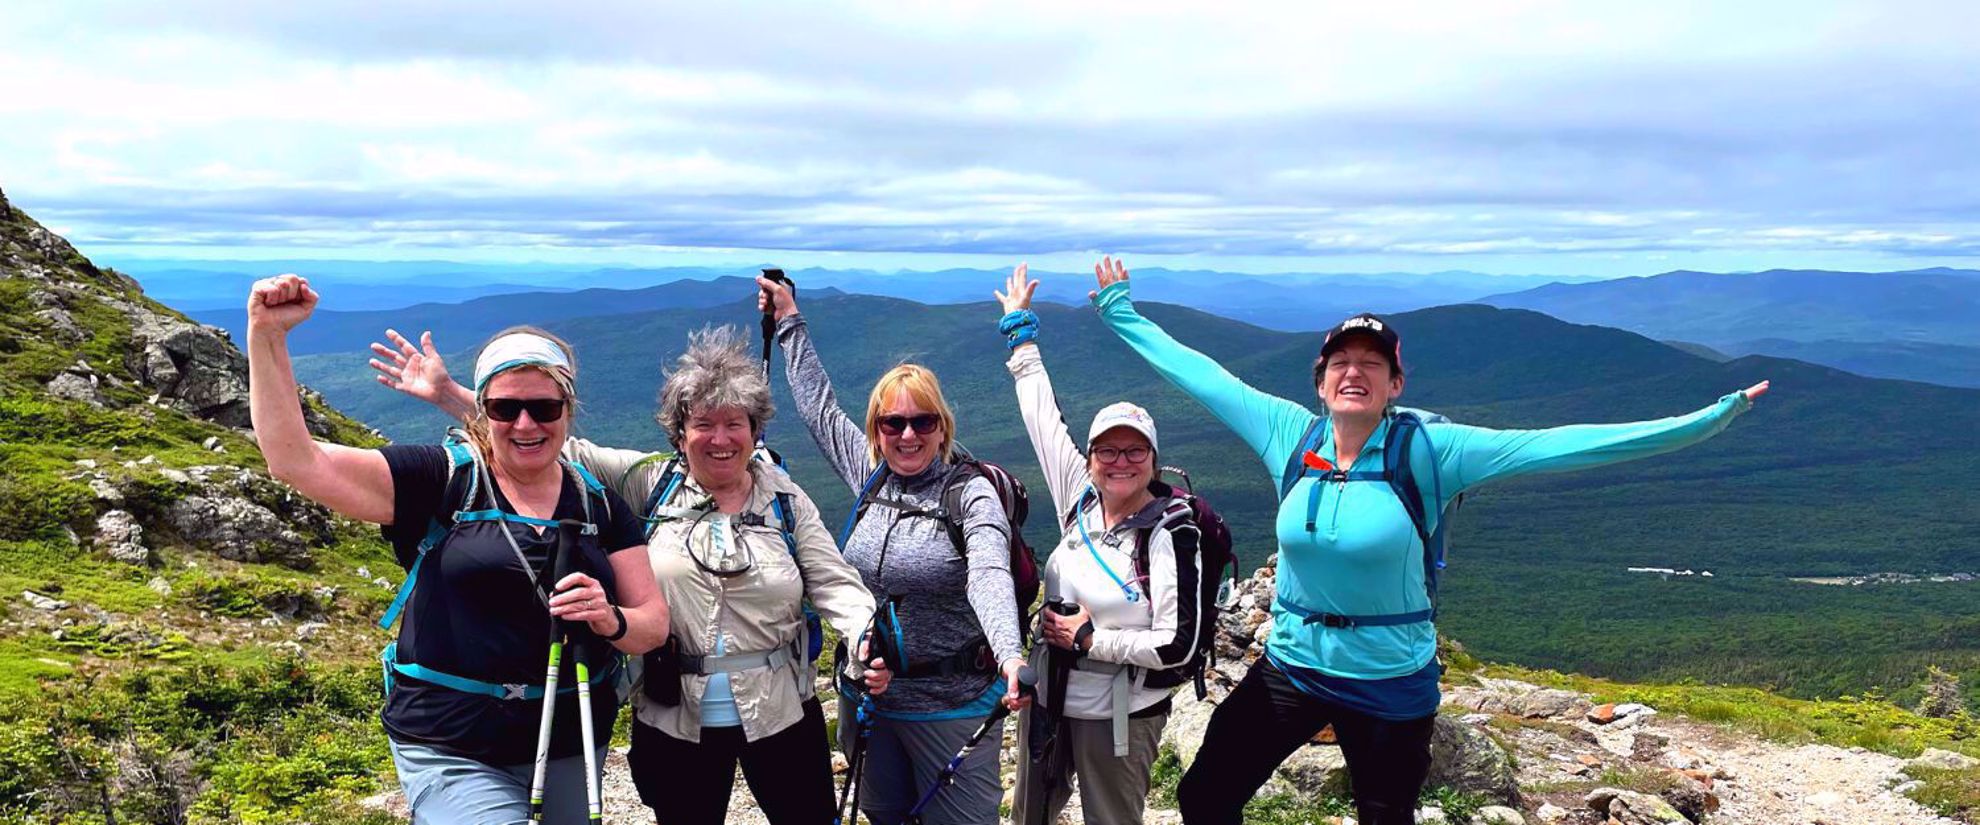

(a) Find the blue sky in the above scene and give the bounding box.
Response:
[3,0,1978,277]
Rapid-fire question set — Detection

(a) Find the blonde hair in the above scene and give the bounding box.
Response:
[863,363,957,467]
[466,325,579,473]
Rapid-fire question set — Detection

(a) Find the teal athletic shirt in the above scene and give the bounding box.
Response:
[1093,282,1753,712]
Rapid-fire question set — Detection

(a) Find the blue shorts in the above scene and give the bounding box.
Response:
[390,739,605,825]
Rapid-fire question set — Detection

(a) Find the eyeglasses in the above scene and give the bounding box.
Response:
[1091,445,1151,464]
[876,413,942,436]
[483,397,567,423]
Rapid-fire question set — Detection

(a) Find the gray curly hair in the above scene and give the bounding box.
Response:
[656,325,775,448]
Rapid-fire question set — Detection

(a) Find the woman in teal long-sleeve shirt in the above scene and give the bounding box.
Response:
[1087,258,1767,825]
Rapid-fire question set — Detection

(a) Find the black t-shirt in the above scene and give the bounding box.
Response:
[379,444,647,765]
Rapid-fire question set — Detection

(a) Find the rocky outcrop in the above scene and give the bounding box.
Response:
[2,186,336,437]
[93,509,149,565]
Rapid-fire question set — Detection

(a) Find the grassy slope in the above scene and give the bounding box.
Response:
[1,197,400,823]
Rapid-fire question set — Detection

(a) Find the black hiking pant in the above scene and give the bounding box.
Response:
[1176,657,1436,825]
[628,696,836,825]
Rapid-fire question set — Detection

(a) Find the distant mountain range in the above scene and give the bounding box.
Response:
[167,260,1980,388]
[150,258,1593,331]
[288,290,1980,700]
[1478,268,1980,387]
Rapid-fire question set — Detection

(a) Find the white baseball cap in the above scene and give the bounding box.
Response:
[1087,401,1159,453]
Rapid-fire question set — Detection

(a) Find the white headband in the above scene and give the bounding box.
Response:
[474,333,574,392]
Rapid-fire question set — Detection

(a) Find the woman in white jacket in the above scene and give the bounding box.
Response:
[995,265,1207,825]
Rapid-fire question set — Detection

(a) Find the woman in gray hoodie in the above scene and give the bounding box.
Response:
[758,276,1029,825]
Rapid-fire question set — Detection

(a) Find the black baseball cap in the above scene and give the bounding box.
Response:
[1318,312,1402,373]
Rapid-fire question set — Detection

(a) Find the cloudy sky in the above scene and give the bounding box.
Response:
[3,0,1977,276]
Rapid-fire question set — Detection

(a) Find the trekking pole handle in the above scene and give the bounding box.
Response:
[1014,664,1038,699]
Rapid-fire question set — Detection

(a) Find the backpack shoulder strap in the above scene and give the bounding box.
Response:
[938,461,984,558]
[1383,411,1432,546]
[380,432,480,631]
[639,456,687,539]
[840,464,890,547]
[1131,496,1200,582]
[770,491,801,557]
[1279,415,1328,500]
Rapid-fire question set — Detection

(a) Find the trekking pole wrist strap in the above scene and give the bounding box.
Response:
[602,606,628,642]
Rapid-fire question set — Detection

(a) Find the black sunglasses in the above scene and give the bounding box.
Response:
[483,397,567,423]
[876,413,942,436]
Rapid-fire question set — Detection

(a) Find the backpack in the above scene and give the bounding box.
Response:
[630,447,824,664]
[1274,409,1463,629]
[843,447,1042,624]
[1066,466,1235,700]
[377,428,620,699]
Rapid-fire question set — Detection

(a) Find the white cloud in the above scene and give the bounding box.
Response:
[3,0,1980,273]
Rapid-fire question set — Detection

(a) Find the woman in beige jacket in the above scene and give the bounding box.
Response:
[369,324,890,825]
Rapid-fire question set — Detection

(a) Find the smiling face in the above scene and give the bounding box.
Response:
[481,368,570,476]
[876,386,943,477]
[1318,336,1404,420]
[683,404,756,492]
[1088,427,1156,505]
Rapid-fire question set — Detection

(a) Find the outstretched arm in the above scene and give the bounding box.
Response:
[249,275,396,524]
[762,276,877,491]
[997,264,1091,518]
[1432,382,1770,499]
[370,331,663,503]
[1089,257,1316,473]
[369,328,477,423]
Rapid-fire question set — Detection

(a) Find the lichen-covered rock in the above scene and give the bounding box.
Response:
[1908,747,1979,771]
[166,495,314,569]
[94,509,150,565]
[1427,713,1520,805]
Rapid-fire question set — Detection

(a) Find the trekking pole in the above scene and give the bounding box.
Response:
[759,267,790,376]
[904,666,1036,825]
[559,519,605,825]
[527,523,578,821]
[835,687,877,825]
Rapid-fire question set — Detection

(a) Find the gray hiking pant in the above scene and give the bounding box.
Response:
[1009,707,1168,825]
[838,694,1007,825]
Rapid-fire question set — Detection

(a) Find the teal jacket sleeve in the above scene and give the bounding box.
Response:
[1426,391,1754,507]
[1092,281,1317,475]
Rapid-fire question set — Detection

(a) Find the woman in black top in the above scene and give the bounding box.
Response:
[246,274,668,823]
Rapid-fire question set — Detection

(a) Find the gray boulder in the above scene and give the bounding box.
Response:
[1659,775,1718,822]
[1909,748,1979,771]
[94,509,150,565]
[1427,713,1520,805]
[1587,788,1687,825]
[166,495,314,569]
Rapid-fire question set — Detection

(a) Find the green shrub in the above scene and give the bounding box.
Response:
[185,571,325,620]
[0,657,390,823]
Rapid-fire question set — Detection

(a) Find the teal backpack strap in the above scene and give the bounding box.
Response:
[379,433,481,630]
[770,491,800,557]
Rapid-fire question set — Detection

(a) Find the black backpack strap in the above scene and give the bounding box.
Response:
[1384,412,1432,547]
[936,462,981,558]
[1278,415,1328,500]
